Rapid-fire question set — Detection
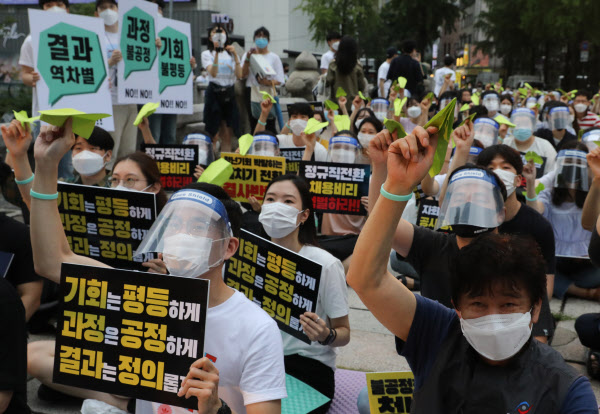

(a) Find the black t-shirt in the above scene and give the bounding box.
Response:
[386,54,424,96]
[405,225,458,307]
[534,128,577,152]
[589,225,600,268]
[499,202,556,274]
[0,213,41,288]
[0,277,30,413]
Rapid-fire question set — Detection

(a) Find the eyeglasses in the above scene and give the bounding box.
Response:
[164,216,216,237]
[108,177,147,188]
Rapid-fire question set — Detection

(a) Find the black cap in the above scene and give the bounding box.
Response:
[39,0,69,8]
[386,47,398,58]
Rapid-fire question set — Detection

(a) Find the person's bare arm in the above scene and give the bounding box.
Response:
[582,148,600,230]
[1,120,34,209]
[420,173,439,196]
[438,120,474,206]
[347,126,438,341]
[379,78,385,98]
[207,51,219,78]
[225,46,242,79]
[17,280,43,321]
[137,117,156,144]
[338,96,348,116]
[31,119,110,284]
[253,99,273,135]
[20,65,39,87]
[523,160,544,214]
[301,132,317,161]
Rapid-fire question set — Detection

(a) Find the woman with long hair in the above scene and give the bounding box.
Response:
[326,36,366,113]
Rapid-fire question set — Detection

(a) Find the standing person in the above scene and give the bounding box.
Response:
[433,55,455,97]
[201,23,242,153]
[320,32,341,74]
[19,0,74,179]
[377,47,397,98]
[325,36,366,113]
[573,90,600,133]
[95,0,139,168]
[26,119,287,414]
[347,126,597,412]
[259,174,350,413]
[241,26,285,134]
[385,39,424,98]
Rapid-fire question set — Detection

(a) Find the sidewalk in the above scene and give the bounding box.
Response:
[26,287,600,413]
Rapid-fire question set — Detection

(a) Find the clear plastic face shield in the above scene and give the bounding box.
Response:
[525,97,537,109]
[473,118,500,147]
[327,136,360,163]
[371,99,389,121]
[548,107,570,131]
[582,129,600,151]
[135,190,233,278]
[248,135,279,157]
[510,108,536,130]
[436,169,505,231]
[467,146,483,164]
[183,134,214,167]
[482,94,500,113]
[554,150,590,192]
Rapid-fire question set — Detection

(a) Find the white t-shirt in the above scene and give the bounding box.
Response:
[502,136,557,177]
[377,61,391,98]
[277,134,328,162]
[18,35,38,116]
[433,67,456,97]
[240,51,284,103]
[201,50,237,87]
[104,30,120,105]
[320,50,335,71]
[281,245,348,370]
[136,290,287,414]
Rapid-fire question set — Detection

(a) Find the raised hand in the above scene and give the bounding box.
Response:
[522,159,537,185]
[368,129,393,166]
[260,98,273,115]
[587,147,600,180]
[34,118,75,168]
[1,119,32,160]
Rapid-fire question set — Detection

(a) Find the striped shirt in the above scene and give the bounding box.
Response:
[577,111,600,131]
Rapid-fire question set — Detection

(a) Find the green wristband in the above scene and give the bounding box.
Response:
[15,173,34,185]
[525,194,538,202]
[30,189,59,200]
[257,119,267,126]
[380,184,412,202]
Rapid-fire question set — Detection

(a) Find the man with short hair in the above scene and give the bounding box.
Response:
[385,40,424,97]
[573,90,600,132]
[64,126,114,187]
[320,32,341,74]
[433,55,455,97]
[377,47,397,98]
[348,126,598,412]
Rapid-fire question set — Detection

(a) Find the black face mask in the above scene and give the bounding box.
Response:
[446,201,498,237]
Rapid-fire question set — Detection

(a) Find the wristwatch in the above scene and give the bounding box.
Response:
[217,398,232,414]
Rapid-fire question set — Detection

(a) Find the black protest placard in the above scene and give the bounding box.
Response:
[299,161,370,216]
[57,183,156,271]
[280,148,306,174]
[53,263,208,410]
[141,144,198,191]
[224,229,322,344]
[416,198,453,233]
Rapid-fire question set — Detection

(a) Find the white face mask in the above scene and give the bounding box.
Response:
[72,150,107,176]
[259,202,302,239]
[574,103,588,114]
[331,41,340,51]
[493,168,517,197]
[357,132,375,148]
[500,104,512,115]
[99,9,118,26]
[47,5,67,13]
[407,106,421,119]
[460,309,532,361]
[162,234,219,278]
[289,119,308,136]
[212,33,226,48]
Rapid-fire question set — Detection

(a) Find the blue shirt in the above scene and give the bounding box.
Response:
[401,295,598,413]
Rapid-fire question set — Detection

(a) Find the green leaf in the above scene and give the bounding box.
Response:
[324,99,339,111]
[424,92,434,102]
[459,103,470,112]
[458,112,476,127]
[535,182,545,195]
[260,91,276,103]
[394,97,407,117]
[398,76,407,89]
[358,91,368,101]
[238,134,254,156]
[12,110,39,128]
[335,87,347,98]
[425,98,456,177]
[525,151,543,165]
[383,118,407,138]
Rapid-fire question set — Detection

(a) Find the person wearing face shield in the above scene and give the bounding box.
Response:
[525,143,600,303]
[27,119,287,414]
[258,174,350,413]
[472,117,499,148]
[182,133,215,180]
[201,24,241,153]
[535,103,577,151]
[320,31,341,74]
[247,133,280,157]
[573,90,600,133]
[481,90,500,118]
[348,125,597,413]
[503,108,557,178]
[582,128,600,152]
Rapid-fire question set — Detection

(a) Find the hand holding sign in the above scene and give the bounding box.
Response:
[386,126,439,195]
[1,119,33,159]
[177,357,221,413]
[300,312,329,343]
